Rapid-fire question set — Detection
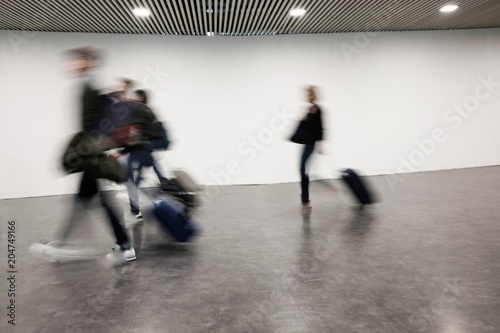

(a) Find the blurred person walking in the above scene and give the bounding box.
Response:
[290,85,324,209]
[30,47,135,265]
[112,89,170,227]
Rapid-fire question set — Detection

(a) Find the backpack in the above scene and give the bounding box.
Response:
[149,121,170,150]
[102,98,153,148]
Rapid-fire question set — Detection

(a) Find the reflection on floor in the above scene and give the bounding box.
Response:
[1,166,500,332]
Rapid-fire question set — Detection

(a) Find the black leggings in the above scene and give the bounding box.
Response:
[300,144,315,203]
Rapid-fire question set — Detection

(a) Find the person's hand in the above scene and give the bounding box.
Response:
[316,141,327,155]
[110,151,121,159]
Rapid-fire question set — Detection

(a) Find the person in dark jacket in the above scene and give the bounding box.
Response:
[298,85,324,208]
[112,89,167,227]
[132,89,168,182]
[30,47,135,265]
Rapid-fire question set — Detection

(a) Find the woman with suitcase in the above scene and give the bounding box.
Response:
[290,85,324,209]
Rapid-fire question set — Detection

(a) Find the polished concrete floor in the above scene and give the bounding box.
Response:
[1,167,500,333]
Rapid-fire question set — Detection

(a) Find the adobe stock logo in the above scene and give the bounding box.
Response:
[8,25,43,54]
[203,107,295,199]
[339,4,404,64]
[386,74,499,191]
[141,65,169,90]
[6,0,57,54]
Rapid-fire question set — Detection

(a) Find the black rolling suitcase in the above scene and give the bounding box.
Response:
[161,169,199,208]
[340,168,374,205]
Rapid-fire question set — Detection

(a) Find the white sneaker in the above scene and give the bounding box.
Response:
[29,243,58,262]
[105,245,136,267]
[29,242,100,262]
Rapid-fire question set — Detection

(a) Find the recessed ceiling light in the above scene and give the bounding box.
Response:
[290,8,306,17]
[133,8,151,17]
[440,4,459,12]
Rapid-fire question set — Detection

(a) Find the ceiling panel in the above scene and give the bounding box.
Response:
[0,0,499,36]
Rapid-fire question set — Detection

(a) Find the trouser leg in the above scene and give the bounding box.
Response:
[300,144,315,203]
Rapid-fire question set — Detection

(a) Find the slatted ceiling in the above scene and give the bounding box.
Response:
[126,1,150,33]
[389,3,436,30]
[175,1,187,34]
[117,0,143,33]
[209,0,215,35]
[0,9,25,31]
[157,1,174,34]
[146,1,164,34]
[248,1,262,34]
[278,0,299,34]
[88,2,116,33]
[469,10,500,29]
[170,1,185,34]
[455,3,500,29]
[82,4,111,33]
[203,0,208,34]
[400,2,461,30]
[250,0,267,34]
[255,0,268,34]
[63,2,95,32]
[0,4,34,32]
[349,1,413,33]
[278,1,298,34]
[325,1,352,32]
[261,0,277,35]
[417,1,500,27]
[332,1,368,33]
[244,0,255,35]
[134,0,153,33]
[374,2,436,32]
[191,0,201,35]
[291,0,309,32]
[213,0,219,34]
[179,0,190,34]
[229,1,237,33]
[316,1,354,33]
[235,0,244,35]
[265,1,285,35]
[60,2,87,32]
[39,2,72,32]
[217,0,224,34]
[149,1,163,34]
[297,1,331,34]
[1,0,500,36]
[239,0,250,34]
[379,2,432,32]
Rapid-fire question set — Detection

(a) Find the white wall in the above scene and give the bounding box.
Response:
[1,28,499,199]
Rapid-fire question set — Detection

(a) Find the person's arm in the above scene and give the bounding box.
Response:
[316,108,324,142]
[314,107,325,154]
[82,85,101,132]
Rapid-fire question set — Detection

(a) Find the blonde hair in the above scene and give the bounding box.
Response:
[306,85,318,101]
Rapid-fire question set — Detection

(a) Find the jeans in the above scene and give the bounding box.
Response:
[150,139,167,180]
[300,144,315,203]
[126,150,151,215]
[126,141,169,214]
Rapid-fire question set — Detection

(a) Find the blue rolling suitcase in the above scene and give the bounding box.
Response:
[341,169,375,205]
[153,198,197,242]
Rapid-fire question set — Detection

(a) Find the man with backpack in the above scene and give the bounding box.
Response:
[111,89,170,228]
